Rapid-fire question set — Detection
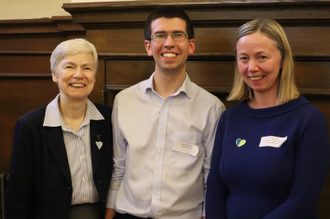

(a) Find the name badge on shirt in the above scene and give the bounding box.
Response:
[173,141,199,157]
[259,136,288,148]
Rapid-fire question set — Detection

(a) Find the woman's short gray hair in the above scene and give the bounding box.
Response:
[50,38,98,75]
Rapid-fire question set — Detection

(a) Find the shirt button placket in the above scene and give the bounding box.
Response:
[150,98,171,216]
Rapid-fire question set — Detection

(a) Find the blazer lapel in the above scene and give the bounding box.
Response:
[43,127,71,184]
[90,120,107,175]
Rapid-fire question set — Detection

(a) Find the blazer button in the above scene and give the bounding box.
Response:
[67,187,71,190]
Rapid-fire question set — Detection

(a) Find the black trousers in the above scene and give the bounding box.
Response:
[114,213,153,219]
[69,203,102,219]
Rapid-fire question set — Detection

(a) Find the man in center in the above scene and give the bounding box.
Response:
[106,6,225,219]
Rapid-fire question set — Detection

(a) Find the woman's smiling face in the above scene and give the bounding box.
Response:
[236,32,283,97]
[52,52,96,102]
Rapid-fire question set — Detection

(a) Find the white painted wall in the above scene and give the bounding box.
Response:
[0,0,134,20]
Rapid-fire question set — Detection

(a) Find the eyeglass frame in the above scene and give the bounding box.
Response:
[149,32,189,42]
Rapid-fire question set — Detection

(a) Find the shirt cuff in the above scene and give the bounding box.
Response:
[106,189,118,209]
[202,200,205,217]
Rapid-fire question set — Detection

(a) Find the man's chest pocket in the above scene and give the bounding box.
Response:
[170,132,203,170]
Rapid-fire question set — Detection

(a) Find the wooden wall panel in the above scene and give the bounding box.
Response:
[0,56,50,73]
[87,25,330,57]
[87,29,146,53]
[0,78,59,171]
[90,60,106,104]
[105,60,330,94]
[0,16,86,172]
[194,26,330,55]
[284,26,330,55]
[106,60,154,85]
[0,36,67,52]
[194,27,237,54]
[295,62,330,92]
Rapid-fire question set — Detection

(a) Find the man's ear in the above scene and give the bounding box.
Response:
[144,40,153,57]
[188,39,196,55]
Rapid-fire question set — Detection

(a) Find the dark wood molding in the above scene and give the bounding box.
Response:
[0,73,51,77]
[62,0,330,29]
[0,16,84,35]
[1,52,329,63]
[0,51,52,56]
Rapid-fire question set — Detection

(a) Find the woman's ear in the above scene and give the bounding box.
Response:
[52,72,58,83]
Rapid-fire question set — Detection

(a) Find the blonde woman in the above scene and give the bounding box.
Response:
[206,19,329,219]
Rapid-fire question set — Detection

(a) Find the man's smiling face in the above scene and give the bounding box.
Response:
[145,17,195,75]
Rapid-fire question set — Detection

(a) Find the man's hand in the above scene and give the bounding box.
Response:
[105,208,116,219]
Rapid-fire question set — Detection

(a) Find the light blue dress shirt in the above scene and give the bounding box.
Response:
[107,73,225,218]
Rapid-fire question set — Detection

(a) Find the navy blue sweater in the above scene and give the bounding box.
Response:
[206,96,329,219]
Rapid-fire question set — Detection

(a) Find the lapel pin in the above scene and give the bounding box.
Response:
[236,138,246,147]
[96,135,103,150]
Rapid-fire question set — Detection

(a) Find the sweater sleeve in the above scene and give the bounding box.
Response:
[205,116,229,219]
[263,111,330,219]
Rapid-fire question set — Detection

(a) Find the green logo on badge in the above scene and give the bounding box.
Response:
[236,138,246,147]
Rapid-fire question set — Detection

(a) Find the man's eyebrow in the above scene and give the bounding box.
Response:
[153,31,185,33]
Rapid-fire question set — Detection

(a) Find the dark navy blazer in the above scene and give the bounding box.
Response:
[6,103,113,219]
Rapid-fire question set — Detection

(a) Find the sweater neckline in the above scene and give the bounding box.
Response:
[239,96,309,118]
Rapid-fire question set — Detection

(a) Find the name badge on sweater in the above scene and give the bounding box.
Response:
[173,141,199,157]
[259,136,288,148]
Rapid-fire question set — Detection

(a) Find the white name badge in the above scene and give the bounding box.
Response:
[259,136,288,148]
[173,141,199,157]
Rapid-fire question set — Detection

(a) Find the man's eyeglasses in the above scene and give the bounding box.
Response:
[151,32,188,42]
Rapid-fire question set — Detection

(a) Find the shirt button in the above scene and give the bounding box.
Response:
[154,196,158,199]
[156,172,159,175]
[82,177,85,181]
[160,127,164,130]
[158,149,162,153]
[163,104,167,108]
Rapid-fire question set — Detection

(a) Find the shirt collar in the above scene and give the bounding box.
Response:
[144,72,192,99]
[43,94,104,127]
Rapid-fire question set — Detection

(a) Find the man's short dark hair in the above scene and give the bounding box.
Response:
[144,6,194,40]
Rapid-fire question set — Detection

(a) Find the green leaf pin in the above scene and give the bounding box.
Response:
[236,138,246,147]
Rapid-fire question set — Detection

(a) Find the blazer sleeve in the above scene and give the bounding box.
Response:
[6,118,35,219]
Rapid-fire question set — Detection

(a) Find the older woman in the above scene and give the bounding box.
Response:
[206,19,329,218]
[6,39,113,219]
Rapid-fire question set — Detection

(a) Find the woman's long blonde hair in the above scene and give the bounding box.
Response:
[227,18,299,105]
